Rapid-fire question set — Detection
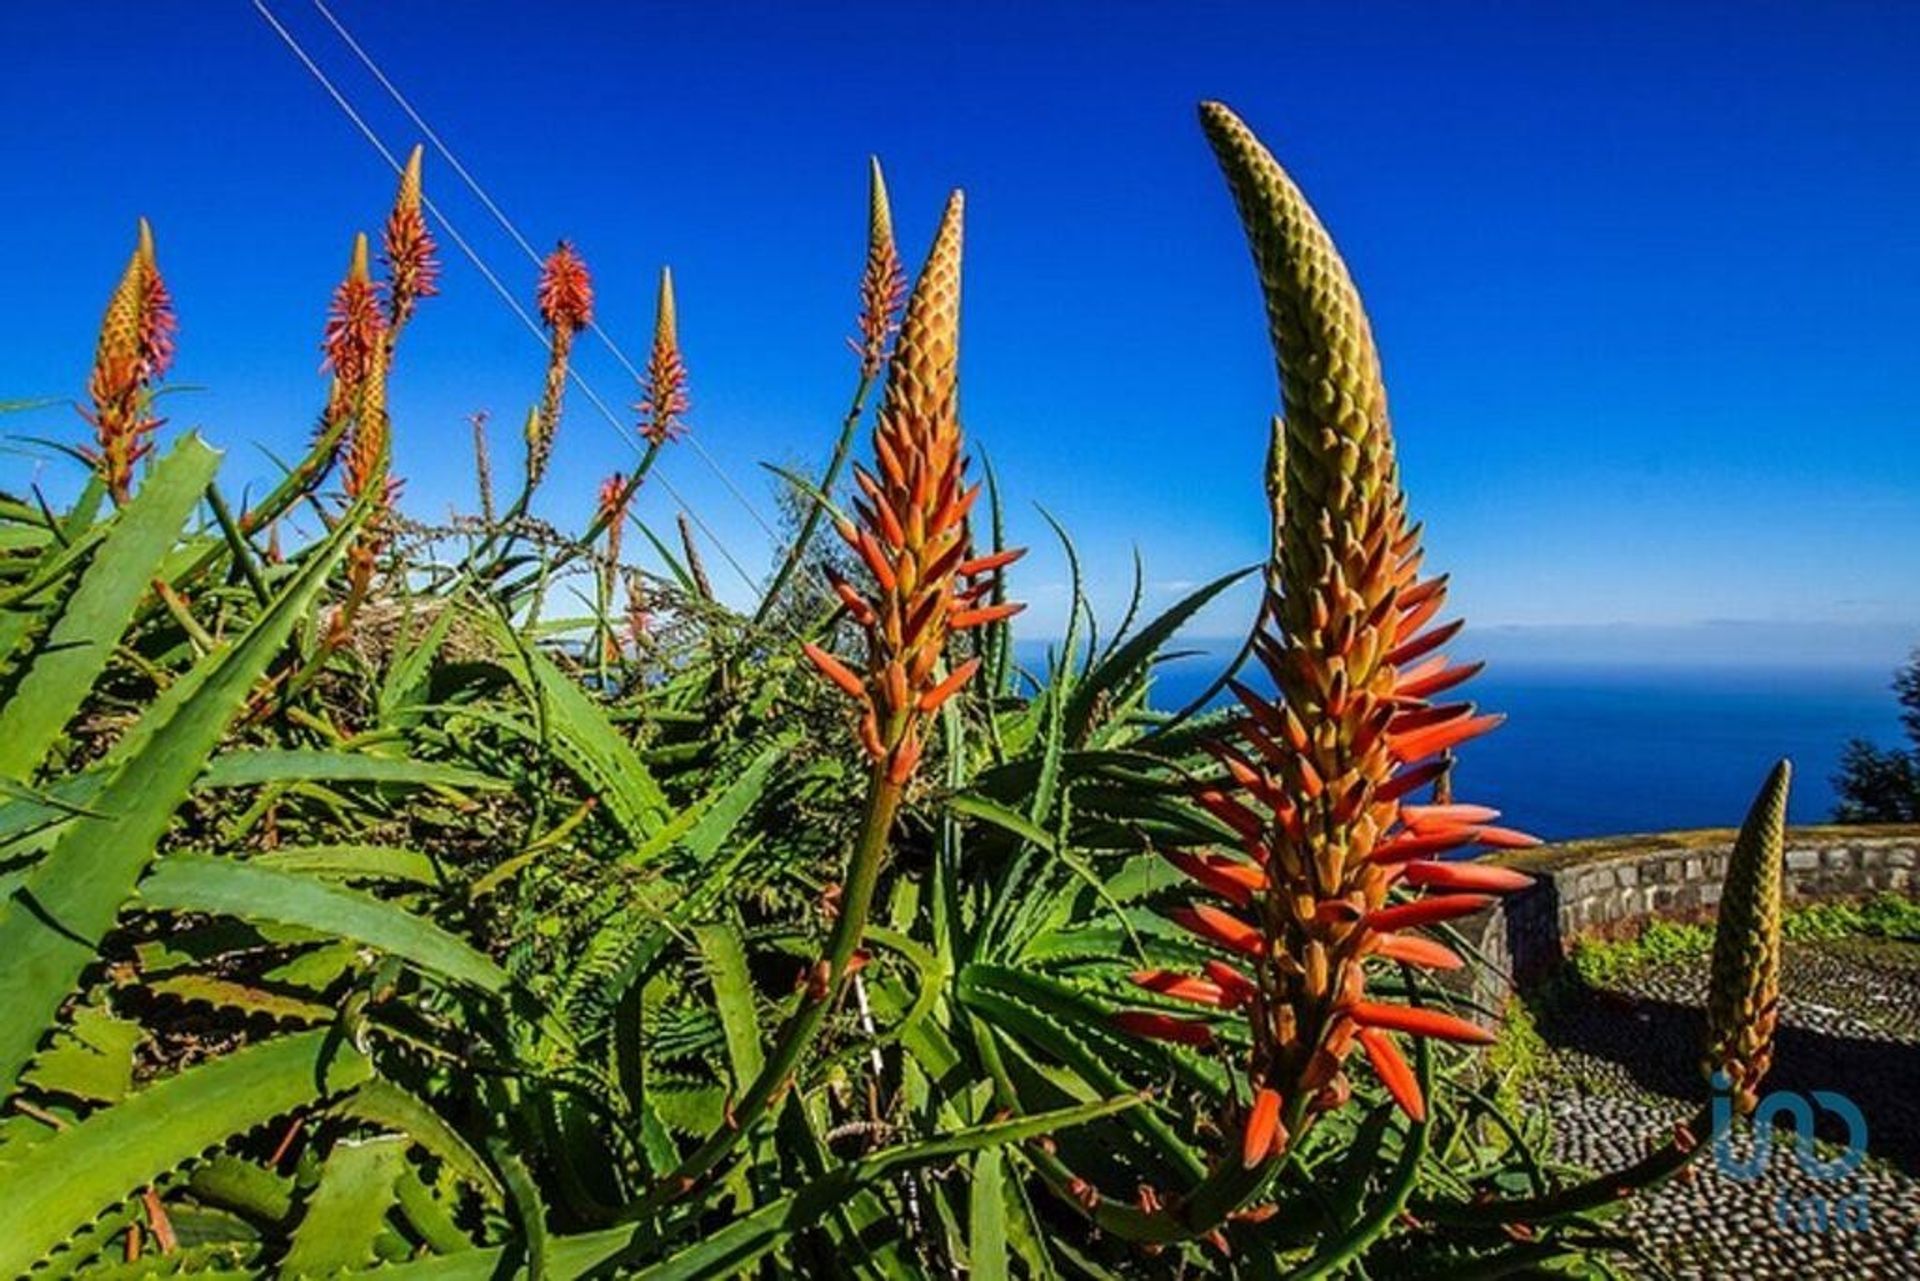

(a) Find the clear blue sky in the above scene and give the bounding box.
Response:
[3,2,1916,657]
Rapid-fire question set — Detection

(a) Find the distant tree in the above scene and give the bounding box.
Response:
[1833,647,1920,823]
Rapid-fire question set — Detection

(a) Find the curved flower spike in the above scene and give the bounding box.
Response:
[1109,103,1538,1162]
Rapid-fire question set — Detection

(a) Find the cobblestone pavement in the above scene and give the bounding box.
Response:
[1522,936,1920,1278]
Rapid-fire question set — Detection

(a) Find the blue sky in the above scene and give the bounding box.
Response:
[3,2,1917,658]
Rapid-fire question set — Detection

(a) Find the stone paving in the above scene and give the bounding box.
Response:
[1521,935,1920,1278]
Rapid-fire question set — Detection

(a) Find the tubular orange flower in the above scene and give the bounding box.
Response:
[1358,1028,1425,1122]
[1241,1087,1287,1168]
[382,144,438,331]
[801,191,1025,788]
[529,240,592,485]
[83,219,176,502]
[636,267,689,446]
[1109,103,1538,1151]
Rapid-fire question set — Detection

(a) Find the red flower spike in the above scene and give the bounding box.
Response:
[536,241,593,333]
[1402,860,1534,894]
[1358,1028,1426,1121]
[1349,1001,1497,1046]
[1113,1010,1215,1048]
[1170,904,1265,957]
[1364,893,1495,933]
[1241,1087,1286,1168]
[1372,932,1466,971]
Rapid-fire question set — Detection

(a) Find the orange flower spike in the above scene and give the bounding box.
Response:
[330,235,393,507]
[322,234,385,388]
[382,144,438,331]
[637,267,690,446]
[536,240,594,333]
[801,191,1021,790]
[1357,1028,1426,1121]
[853,157,906,381]
[1123,104,1534,1162]
[528,240,592,486]
[85,219,176,501]
[1241,1088,1287,1168]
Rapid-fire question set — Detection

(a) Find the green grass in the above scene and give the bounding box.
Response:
[1567,891,1920,989]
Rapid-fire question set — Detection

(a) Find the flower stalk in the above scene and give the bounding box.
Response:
[635,267,688,448]
[640,188,1021,1211]
[755,157,904,629]
[528,240,593,490]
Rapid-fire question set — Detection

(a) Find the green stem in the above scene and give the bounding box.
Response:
[751,369,876,629]
[1410,1102,1712,1226]
[239,414,349,537]
[631,765,903,1216]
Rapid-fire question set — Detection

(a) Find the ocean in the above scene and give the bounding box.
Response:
[1103,649,1904,842]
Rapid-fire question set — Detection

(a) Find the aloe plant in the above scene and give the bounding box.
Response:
[0,100,1802,1279]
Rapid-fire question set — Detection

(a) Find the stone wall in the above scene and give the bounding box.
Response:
[1457,824,1920,999]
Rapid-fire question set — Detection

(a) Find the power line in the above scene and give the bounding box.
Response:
[250,0,763,593]
[307,0,789,552]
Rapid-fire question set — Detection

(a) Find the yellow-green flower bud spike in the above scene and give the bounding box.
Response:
[1704,759,1791,1114]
